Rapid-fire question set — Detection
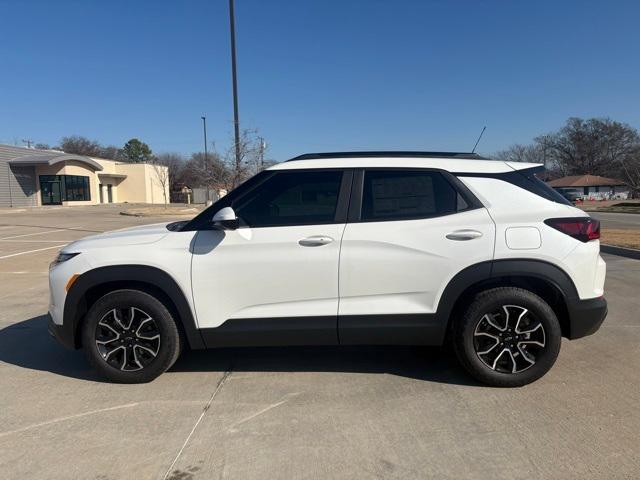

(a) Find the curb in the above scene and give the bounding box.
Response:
[601,244,640,260]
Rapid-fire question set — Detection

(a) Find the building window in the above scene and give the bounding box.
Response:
[39,175,91,203]
[64,175,91,201]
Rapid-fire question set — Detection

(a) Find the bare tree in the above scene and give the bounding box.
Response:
[539,118,639,177]
[617,146,640,194]
[151,156,173,206]
[155,153,185,192]
[60,136,103,157]
[100,145,124,160]
[494,144,539,163]
[184,150,230,189]
[225,129,263,188]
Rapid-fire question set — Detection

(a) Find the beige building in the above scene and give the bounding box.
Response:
[0,144,169,207]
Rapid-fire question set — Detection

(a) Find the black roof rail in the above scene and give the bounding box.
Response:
[287,151,488,161]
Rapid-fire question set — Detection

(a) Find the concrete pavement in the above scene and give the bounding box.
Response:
[0,205,639,479]
[590,211,640,230]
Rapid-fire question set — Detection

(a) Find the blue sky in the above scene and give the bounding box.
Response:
[1,0,639,160]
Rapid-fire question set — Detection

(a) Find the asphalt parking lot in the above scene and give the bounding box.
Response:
[1,205,639,479]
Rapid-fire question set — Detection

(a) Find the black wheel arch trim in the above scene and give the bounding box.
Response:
[436,258,583,342]
[62,265,205,350]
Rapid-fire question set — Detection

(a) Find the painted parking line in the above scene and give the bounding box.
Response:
[0,240,74,243]
[0,228,80,240]
[0,245,62,260]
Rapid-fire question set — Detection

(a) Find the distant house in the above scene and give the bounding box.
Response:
[0,144,169,207]
[547,174,629,200]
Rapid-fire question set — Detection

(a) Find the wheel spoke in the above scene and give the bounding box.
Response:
[104,345,124,361]
[518,339,545,348]
[98,319,120,338]
[513,307,529,332]
[475,332,500,355]
[516,322,543,335]
[517,345,536,365]
[121,347,128,370]
[135,344,159,356]
[112,309,130,331]
[132,347,144,369]
[135,317,160,341]
[484,313,506,332]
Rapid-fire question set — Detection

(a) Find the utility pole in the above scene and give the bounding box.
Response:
[258,136,266,168]
[22,139,33,148]
[228,0,241,172]
[201,116,208,162]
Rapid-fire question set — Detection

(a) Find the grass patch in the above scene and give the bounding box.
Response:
[601,229,640,249]
[585,207,640,214]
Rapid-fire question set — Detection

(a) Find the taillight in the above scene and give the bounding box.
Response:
[544,217,600,242]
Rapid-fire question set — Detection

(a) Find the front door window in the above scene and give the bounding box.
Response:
[233,171,343,227]
[40,176,62,205]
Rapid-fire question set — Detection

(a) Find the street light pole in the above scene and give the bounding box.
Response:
[228,0,241,171]
[201,116,208,162]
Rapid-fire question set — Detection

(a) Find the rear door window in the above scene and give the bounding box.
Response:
[361,170,463,221]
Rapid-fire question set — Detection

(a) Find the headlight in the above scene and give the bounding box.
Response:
[50,252,80,270]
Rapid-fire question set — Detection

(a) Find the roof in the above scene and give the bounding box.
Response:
[269,151,541,174]
[0,144,61,163]
[547,174,626,188]
[8,153,103,171]
[288,151,487,161]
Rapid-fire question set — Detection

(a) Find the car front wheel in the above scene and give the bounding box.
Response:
[453,287,562,387]
[81,289,183,383]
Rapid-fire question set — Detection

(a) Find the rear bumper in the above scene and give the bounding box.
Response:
[47,312,77,350]
[566,296,607,340]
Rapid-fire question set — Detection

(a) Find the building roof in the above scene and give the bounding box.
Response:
[0,144,60,163]
[547,174,626,188]
[0,144,106,171]
[270,152,542,174]
[9,153,103,171]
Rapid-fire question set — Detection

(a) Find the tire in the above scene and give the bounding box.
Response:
[453,287,561,387]
[81,289,183,383]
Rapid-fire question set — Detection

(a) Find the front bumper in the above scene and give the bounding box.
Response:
[47,312,77,350]
[566,296,607,339]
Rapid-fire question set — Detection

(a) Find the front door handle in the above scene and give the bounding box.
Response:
[446,229,483,241]
[298,235,334,247]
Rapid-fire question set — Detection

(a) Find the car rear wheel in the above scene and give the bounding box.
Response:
[453,287,561,387]
[81,289,183,383]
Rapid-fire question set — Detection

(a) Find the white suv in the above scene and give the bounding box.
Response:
[48,152,607,386]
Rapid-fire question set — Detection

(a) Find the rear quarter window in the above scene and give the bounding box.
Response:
[456,168,572,206]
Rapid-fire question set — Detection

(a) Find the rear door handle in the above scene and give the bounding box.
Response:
[446,229,483,241]
[298,235,334,247]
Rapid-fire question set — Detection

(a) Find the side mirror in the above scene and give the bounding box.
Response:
[212,206,239,230]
